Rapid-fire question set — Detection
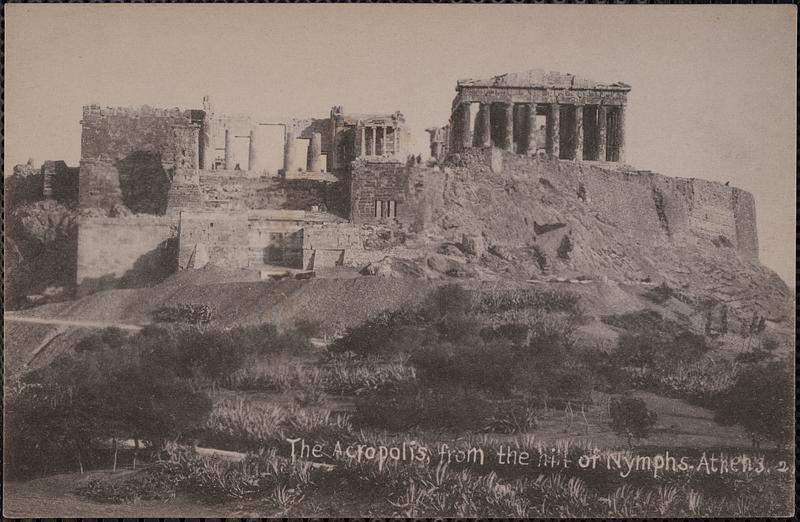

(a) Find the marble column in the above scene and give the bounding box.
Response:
[546,103,560,158]
[224,129,234,170]
[525,103,538,155]
[283,130,296,174]
[460,103,472,151]
[597,105,607,162]
[574,105,584,161]
[307,132,322,171]
[360,125,366,157]
[503,102,514,152]
[393,126,399,156]
[475,103,491,148]
[616,105,626,163]
[369,127,376,156]
[248,129,260,172]
[201,115,213,169]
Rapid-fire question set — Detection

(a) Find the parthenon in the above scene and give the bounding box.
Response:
[445,69,630,162]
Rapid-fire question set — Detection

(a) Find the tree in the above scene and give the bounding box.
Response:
[6,332,212,477]
[609,395,658,447]
[714,362,793,449]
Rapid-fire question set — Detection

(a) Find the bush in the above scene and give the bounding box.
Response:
[609,395,657,447]
[714,362,793,448]
[477,288,581,315]
[152,303,215,325]
[5,343,213,478]
[78,472,178,503]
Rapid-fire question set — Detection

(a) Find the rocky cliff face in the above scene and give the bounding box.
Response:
[431,148,792,327]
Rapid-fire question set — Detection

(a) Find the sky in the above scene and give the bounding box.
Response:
[5,5,796,285]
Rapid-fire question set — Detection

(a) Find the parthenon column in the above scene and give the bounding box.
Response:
[573,105,584,161]
[546,103,560,158]
[459,103,472,151]
[475,103,491,147]
[360,125,366,157]
[224,129,234,170]
[393,126,399,156]
[617,105,626,163]
[502,102,514,152]
[597,105,607,162]
[307,132,322,171]
[525,103,537,155]
[381,126,388,156]
[283,130,297,174]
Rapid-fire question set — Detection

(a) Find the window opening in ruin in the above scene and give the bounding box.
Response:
[374,200,397,219]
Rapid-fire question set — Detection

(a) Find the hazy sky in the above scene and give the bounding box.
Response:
[5,5,796,285]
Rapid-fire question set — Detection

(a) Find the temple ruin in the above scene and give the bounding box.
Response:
[430,69,630,162]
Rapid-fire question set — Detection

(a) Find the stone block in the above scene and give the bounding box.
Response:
[461,233,486,257]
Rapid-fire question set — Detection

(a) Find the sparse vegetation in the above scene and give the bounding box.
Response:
[152,303,215,325]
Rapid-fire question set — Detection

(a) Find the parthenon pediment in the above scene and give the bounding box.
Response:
[457,69,630,91]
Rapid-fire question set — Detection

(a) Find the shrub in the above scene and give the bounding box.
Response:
[609,395,657,447]
[78,472,178,503]
[152,303,215,325]
[714,362,793,448]
[5,343,212,478]
[477,288,580,315]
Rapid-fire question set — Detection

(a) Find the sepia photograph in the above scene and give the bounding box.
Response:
[3,4,796,518]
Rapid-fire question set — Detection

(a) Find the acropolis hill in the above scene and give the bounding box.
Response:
[6,69,793,336]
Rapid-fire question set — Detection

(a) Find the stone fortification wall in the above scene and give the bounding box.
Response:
[80,105,193,163]
[79,105,198,213]
[177,211,250,270]
[460,148,758,262]
[349,162,445,229]
[301,224,367,270]
[165,171,348,216]
[76,216,177,296]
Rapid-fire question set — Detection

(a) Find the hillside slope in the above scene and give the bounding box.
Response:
[428,149,793,332]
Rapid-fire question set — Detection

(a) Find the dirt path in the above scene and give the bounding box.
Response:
[4,314,144,331]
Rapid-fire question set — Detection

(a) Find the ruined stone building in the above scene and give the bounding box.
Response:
[66,98,414,294]
[31,68,759,298]
[429,69,630,162]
